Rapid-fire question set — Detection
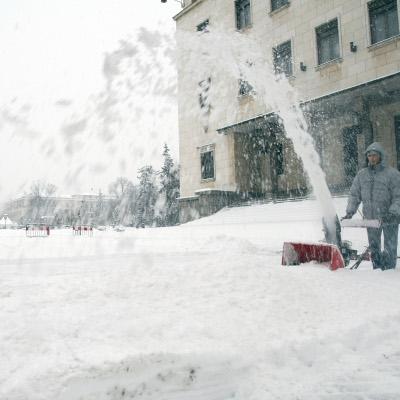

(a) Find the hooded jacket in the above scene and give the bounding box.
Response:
[346,142,400,219]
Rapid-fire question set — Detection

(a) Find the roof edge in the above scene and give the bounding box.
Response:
[173,0,204,21]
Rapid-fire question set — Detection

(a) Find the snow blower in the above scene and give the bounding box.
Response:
[281,216,378,270]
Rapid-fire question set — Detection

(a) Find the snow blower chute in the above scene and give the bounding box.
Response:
[282,216,378,270]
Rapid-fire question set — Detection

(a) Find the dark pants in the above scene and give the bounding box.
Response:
[367,224,399,269]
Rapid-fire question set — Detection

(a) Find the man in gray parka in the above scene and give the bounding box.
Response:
[344,142,400,270]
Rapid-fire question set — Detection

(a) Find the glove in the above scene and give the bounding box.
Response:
[341,213,353,221]
[381,213,398,224]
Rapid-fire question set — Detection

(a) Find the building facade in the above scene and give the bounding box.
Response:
[175,0,400,222]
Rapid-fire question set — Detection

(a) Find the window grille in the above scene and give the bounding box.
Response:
[276,142,284,176]
[273,40,293,77]
[200,147,215,180]
[271,0,289,12]
[368,0,399,44]
[316,19,340,65]
[395,115,400,170]
[235,0,251,30]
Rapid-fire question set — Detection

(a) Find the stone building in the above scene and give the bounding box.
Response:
[174,0,400,222]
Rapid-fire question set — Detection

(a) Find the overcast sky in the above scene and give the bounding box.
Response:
[0,0,181,201]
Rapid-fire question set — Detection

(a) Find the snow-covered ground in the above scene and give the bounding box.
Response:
[1,197,400,400]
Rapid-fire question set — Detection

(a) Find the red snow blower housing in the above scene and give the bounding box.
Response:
[282,217,378,270]
[282,241,345,270]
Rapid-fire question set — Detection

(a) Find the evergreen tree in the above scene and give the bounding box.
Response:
[136,166,158,227]
[158,144,180,226]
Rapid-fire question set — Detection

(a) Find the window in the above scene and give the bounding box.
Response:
[316,18,340,65]
[197,19,209,32]
[273,40,293,77]
[395,115,400,170]
[238,79,253,96]
[368,0,399,44]
[271,0,289,12]
[235,0,251,30]
[275,142,284,175]
[200,146,215,180]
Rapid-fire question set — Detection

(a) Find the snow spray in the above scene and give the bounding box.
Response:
[0,22,338,241]
[177,27,338,241]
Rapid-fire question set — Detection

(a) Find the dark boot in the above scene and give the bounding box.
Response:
[371,252,383,270]
[381,251,396,270]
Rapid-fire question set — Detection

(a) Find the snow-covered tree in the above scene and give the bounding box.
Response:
[157,144,180,226]
[136,166,158,227]
[94,190,107,225]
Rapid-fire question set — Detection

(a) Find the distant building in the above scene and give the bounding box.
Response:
[174,0,400,222]
[3,193,115,226]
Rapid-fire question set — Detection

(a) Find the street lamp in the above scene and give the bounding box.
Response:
[161,0,185,6]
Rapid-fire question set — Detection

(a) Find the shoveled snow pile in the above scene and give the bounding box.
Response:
[1,197,399,399]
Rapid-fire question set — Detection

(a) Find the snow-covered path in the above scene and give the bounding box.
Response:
[1,197,400,399]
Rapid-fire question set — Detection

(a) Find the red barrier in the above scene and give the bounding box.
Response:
[26,224,50,237]
[72,225,93,237]
[282,242,345,271]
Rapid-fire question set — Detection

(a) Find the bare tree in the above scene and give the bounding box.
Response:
[108,177,131,198]
[27,180,57,223]
[108,177,136,226]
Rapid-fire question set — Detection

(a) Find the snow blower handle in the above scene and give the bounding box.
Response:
[340,213,353,222]
[341,219,381,229]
